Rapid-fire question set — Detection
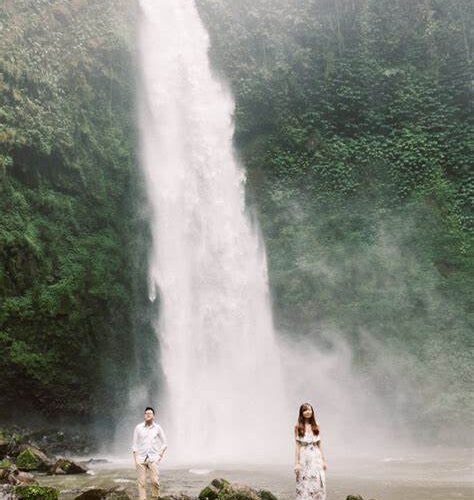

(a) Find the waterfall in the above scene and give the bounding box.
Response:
[137,0,289,463]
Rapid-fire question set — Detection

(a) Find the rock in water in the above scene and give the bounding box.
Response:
[0,466,37,486]
[50,458,87,475]
[74,486,132,499]
[0,484,16,500]
[159,495,193,500]
[15,447,52,472]
[258,491,277,500]
[199,479,274,500]
[74,489,108,500]
[13,485,59,499]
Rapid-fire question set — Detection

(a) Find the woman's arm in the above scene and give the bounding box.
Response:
[317,440,327,470]
[294,426,301,475]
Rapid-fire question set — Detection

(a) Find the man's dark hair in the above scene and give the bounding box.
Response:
[144,406,155,414]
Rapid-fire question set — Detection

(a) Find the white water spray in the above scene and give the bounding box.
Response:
[137,0,290,463]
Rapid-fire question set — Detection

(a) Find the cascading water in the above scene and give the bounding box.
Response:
[137,0,290,463]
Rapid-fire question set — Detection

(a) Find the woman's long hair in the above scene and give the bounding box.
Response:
[296,402,320,437]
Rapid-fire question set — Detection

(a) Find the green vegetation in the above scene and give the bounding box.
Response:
[16,449,41,470]
[0,0,472,442]
[0,458,13,469]
[14,485,59,500]
[0,0,157,420]
[196,0,473,439]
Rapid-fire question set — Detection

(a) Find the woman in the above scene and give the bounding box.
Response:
[294,403,327,500]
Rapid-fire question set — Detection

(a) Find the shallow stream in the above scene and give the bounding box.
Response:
[38,449,473,500]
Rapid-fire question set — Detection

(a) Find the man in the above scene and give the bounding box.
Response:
[132,406,168,500]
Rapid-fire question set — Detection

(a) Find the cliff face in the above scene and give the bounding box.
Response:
[0,0,157,421]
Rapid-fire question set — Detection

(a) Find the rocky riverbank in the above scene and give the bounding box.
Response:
[0,428,382,500]
[0,427,95,499]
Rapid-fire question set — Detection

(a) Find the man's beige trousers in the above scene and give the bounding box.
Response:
[136,460,160,500]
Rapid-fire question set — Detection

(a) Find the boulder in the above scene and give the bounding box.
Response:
[74,486,132,499]
[0,433,9,459]
[83,458,110,465]
[15,447,52,472]
[74,489,108,500]
[258,492,277,500]
[0,484,17,500]
[50,458,87,475]
[159,495,193,500]
[0,466,37,486]
[199,478,230,500]
[13,485,59,500]
[198,479,271,500]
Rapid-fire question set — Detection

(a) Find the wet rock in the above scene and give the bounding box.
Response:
[199,478,229,500]
[15,447,52,472]
[199,479,271,500]
[258,491,277,500]
[159,494,193,500]
[83,458,110,465]
[13,485,59,499]
[0,484,17,500]
[346,496,377,500]
[0,434,9,460]
[74,489,107,500]
[50,458,87,475]
[0,466,37,486]
[74,486,132,499]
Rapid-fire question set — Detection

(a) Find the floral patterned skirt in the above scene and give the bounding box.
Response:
[296,444,326,500]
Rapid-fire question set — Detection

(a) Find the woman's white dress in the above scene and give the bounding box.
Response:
[296,430,326,500]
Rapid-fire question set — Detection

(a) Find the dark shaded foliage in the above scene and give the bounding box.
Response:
[0,0,157,420]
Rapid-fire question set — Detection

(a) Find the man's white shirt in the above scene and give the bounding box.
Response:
[132,421,167,463]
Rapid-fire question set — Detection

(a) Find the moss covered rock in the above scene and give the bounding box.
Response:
[258,491,277,500]
[16,447,51,471]
[74,486,132,499]
[199,479,270,500]
[0,458,13,469]
[14,485,59,499]
[50,458,87,475]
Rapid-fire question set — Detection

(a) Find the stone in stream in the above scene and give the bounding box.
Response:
[0,465,37,486]
[0,484,16,500]
[346,496,377,500]
[198,479,274,500]
[74,486,132,500]
[50,458,88,475]
[15,447,53,472]
[159,495,193,500]
[83,458,110,465]
[13,485,59,499]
